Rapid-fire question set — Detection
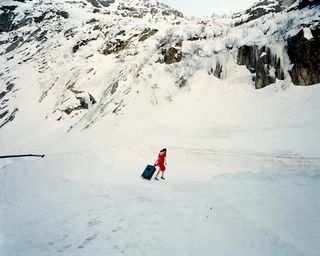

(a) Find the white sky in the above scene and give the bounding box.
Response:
[160,0,258,17]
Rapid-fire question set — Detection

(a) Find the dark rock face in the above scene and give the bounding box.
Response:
[33,11,48,23]
[89,94,97,104]
[36,30,48,42]
[138,28,158,42]
[187,36,206,41]
[24,28,48,43]
[64,27,76,39]
[234,0,283,26]
[0,108,18,128]
[72,38,98,53]
[237,45,285,89]
[0,82,14,101]
[5,37,24,54]
[161,9,183,18]
[86,0,115,8]
[0,91,7,99]
[110,81,118,95]
[116,1,183,19]
[287,27,320,86]
[11,13,33,30]
[0,110,9,119]
[246,2,282,20]
[0,39,9,45]
[237,45,259,73]
[33,10,68,24]
[297,0,319,10]
[4,27,49,53]
[101,39,130,55]
[161,47,182,64]
[64,93,96,115]
[56,10,69,19]
[213,62,223,79]
[6,83,14,91]
[208,61,223,79]
[255,50,276,89]
[86,18,99,24]
[0,6,17,32]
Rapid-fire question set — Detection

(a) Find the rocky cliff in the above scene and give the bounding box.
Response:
[288,26,320,85]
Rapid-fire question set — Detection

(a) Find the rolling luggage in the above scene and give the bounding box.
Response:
[141,165,156,180]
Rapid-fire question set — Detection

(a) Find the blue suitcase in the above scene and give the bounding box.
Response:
[141,165,156,180]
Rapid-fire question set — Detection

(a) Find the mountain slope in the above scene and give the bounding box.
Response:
[0,0,319,151]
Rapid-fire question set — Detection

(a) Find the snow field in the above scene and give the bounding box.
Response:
[1,145,320,256]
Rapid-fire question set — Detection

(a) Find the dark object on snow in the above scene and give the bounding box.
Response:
[141,165,156,180]
[0,154,45,159]
[56,10,69,19]
[161,47,182,64]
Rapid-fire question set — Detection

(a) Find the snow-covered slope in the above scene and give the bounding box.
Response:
[0,0,319,134]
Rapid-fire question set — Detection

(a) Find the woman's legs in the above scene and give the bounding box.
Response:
[155,166,165,180]
[155,169,161,179]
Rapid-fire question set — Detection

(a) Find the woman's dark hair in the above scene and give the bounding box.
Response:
[160,148,167,152]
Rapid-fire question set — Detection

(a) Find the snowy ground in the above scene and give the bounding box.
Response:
[1,147,320,256]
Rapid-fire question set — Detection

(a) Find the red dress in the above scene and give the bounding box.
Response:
[155,152,166,171]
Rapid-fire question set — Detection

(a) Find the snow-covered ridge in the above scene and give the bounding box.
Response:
[0,0,319,132]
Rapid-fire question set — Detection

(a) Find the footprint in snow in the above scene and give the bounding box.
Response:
[78,233,99,249]
[87,218,102,227]
[112,227,123,233]
[57,244,72,253]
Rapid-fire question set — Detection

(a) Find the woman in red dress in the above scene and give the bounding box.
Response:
[154,148,167,180]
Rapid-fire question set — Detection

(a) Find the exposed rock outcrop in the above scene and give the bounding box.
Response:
[72,38,98,53]
[56,10,69,19]
[0,110,8,119]
[175,76,187,88]
[297,0,319,10]
[237,45,259,73]
[237,45,285,89]
[160,46,182,64]
[138,28,158,42]
[0,108,18,128]
[86,0,115,8]
[0,5,17,32]
[0,91,7,100]
[5,37,24,54]
[234,0,284,26]
[63,91,96,115]
[101,39,130,55]
[232,0,314,26]
[115,1,183,19]
[211,62,223,79]
[287,27,320,86]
